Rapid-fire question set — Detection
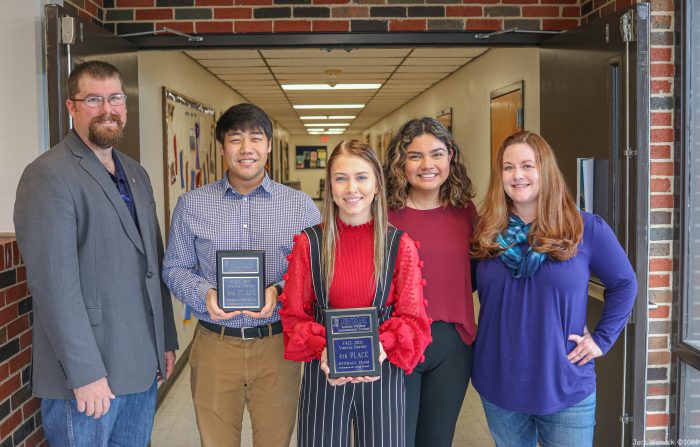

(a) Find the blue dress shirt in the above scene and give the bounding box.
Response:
[108,151,138,225]
[162,175,321,328]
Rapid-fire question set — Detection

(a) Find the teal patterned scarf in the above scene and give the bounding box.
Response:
[496,215,547,278]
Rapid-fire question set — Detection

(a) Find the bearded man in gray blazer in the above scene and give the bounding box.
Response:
[13,60,178,447]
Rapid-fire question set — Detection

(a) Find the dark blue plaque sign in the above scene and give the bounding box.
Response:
[324,308,380,378]
[221,277,260,308]
[216,250,265,312]
[331,315,372,334]
[333,337,374,374]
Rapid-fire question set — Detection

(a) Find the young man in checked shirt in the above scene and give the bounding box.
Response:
[163,103,321,447]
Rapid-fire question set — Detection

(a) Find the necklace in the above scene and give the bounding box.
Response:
[407,195,439,210]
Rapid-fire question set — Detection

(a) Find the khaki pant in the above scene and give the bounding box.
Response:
[189,324,301,447]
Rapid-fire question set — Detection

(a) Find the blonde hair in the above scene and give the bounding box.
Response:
[472,131,583,261]
[322,140,388,293]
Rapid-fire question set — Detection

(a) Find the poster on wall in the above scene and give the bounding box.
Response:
[380,130,393,159]
[295,145,327,169]
[436,107,453,133]
[162,88,220,232]
[281,141,289,182]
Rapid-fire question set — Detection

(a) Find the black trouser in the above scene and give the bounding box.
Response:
[297,359,406,447]
[405,321,473,447]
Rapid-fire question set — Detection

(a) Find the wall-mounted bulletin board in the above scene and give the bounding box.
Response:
[295,145,327,169]
[162,88,221,232]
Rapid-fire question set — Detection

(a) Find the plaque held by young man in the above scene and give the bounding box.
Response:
[216,250,265,312]
[324,307,380,378]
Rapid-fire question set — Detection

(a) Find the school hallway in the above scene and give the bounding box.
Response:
[152,364,494,447]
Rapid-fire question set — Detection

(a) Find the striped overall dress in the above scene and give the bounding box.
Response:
[297,224,406,447]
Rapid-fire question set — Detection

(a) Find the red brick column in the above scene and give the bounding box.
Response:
[0,237,46,447]
[582,0,676,442]
[644,0,675,441]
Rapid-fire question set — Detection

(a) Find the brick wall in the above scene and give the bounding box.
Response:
[645,0,676,442]
[64,0,582,34]
[63,0,105,26]
[580,0,676,442]
[0,237,45,447]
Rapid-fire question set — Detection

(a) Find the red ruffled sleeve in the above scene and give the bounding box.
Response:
[379,233,432,374]
[279,232,327,362]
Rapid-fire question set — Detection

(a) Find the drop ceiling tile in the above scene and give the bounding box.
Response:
[209,67,270,76]
[403,57,470,66]
[262,48,410,59]
[197,59,265,68]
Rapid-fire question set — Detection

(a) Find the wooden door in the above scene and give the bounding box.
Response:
[490,83,523,166]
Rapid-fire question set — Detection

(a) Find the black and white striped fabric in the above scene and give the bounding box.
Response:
[298,359,406,447]
[297,224,406,447]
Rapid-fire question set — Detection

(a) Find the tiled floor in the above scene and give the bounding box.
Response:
[152,364,494,447]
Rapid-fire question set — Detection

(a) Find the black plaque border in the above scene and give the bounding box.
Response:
[216,250,265,312]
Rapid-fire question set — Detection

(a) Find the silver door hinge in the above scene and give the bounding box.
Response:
[620,413,633,424]
[621,11,635,43]
[624,147,638,157]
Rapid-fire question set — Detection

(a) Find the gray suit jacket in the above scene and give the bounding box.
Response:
[14,130,179,400]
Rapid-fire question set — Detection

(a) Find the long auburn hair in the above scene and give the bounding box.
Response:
[322,140,388,293]
[384,117,475,210]
[471,131,583,261]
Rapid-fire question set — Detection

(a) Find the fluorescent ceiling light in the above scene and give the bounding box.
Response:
[300,115,356,120]
[327,128,347,132]
[283,84,381,91]
[304,123,350,127]
[293,104,364,110]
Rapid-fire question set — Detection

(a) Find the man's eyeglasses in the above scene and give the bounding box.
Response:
[71,94,127,108]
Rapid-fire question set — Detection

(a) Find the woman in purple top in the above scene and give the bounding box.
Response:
[471,131,636,447]
[384,117,477,447]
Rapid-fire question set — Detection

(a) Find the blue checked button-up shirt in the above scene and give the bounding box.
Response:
[162,175,321,328]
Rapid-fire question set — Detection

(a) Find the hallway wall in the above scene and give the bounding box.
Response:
[137,50,249,361]
[0,0,49,233]
[364,47,540,204]
[286,133,362,199]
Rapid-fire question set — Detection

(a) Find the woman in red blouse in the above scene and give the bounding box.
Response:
[384,117,477,447]
[280,139,431,447]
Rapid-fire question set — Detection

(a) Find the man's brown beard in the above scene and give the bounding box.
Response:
[88,114,124,149]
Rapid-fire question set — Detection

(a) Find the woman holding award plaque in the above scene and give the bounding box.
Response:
[280,139,431,447]
[471,131,636,446]
[383,117,477,447]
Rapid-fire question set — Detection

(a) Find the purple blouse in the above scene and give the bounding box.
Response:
[472,212,637,415]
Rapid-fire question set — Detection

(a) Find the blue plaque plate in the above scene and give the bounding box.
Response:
[221,257,259,274]
[324,308,380,378]
[221,277,260,308]
[333,337,375,374]
[331,315,373,334]
[216,250,265,311]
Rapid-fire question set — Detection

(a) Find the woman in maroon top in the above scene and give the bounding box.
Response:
[281,140,431,446]
[384,117,477,447]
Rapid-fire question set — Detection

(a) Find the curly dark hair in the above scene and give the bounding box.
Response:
[383,117,475,210]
